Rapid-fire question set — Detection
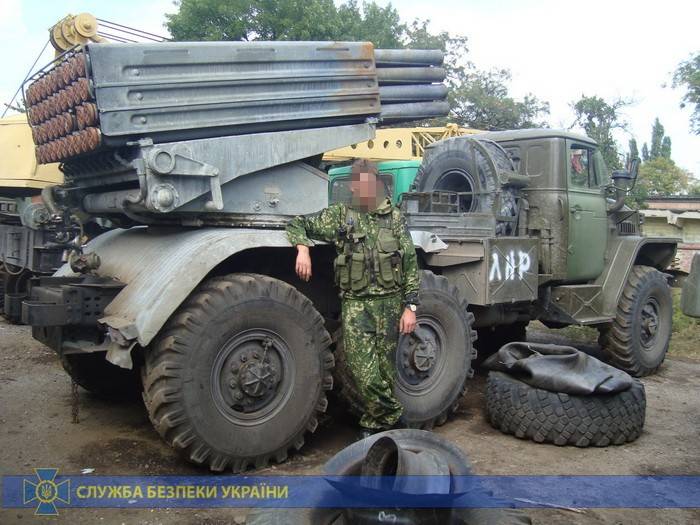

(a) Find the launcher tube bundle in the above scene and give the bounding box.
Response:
[25,41,449,165]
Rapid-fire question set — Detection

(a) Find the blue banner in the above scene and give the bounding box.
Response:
[4,471,700,516]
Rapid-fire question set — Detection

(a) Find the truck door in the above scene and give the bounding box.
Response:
[566,140,608,281]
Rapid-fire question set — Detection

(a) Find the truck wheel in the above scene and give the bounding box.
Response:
[141,273,333,472]
[412,137,500,213]
[486,371,646,447]
[61,352,142,400]
[1,268,32,322]
[333,270,476,429]
[598,265,672,377]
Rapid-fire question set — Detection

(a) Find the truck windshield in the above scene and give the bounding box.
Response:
[592,149,610,187]
[569,145,609,189]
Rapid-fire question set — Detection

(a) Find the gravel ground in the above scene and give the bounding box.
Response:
[0,320,698,524]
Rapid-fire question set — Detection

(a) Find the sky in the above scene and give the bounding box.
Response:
[1,0,698,176]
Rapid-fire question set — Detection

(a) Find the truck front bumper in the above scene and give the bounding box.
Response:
[22,276,124,354]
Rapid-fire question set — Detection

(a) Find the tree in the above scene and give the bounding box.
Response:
[334,0,404,47]
[640,118,672,162]
[629,157,691,207]
[571,95,630,169]
[166,0,404,46]
[628,138,639,161]
[673,52,700,134]
[689,179,700,197]
[661,136,672,159]
[449,68,549,130]
[649,118,665,159]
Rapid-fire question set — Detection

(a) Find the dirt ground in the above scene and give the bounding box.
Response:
[1,319,698,525]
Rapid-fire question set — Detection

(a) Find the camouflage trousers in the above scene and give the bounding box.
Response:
[341,293,404,430]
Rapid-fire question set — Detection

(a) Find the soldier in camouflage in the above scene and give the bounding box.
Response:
[286,159,420,436]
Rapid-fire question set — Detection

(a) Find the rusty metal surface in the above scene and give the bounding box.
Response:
[25,50,102,163]
[88,41,380,140]
[25,42,449,164]
[55,226,294,345]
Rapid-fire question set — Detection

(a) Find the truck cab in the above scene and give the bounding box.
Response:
[329,129,677,373]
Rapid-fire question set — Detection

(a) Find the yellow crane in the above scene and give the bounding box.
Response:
[323,123,479,162]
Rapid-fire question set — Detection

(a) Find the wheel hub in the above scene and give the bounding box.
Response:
[238,359,278,397]
[398,323,443,386]
[640,301,660,346]
[214,332,288,417]
[411,341,436,372]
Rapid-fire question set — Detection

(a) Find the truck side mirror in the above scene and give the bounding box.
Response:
[607,157,640,213]
[629,157,640,183]
[611,157,640,192]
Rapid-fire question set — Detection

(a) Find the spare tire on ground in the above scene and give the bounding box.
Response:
[485,371,646,447]
[246,429,531,525]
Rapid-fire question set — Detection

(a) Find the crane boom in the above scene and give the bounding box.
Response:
[323,123,480,162]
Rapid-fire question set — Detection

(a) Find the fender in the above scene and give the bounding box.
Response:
[56,226,293,347]
[594,236,678,318]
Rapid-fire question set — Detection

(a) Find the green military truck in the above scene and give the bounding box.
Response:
[19,40,676,473]
[329,130,677,379]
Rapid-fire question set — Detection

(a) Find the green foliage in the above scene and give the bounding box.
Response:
[641,142,649,162]
[670,289,700,360]
[661,136,672,159]
[449,69,549,130]
[649,117,665,159]
[629,157,690,206]
[628,138,639,161]
[166,0,403,45]
[673,52,700,135]
[627,118,682,207]
[688,179,700,196]
[165,0,549,131]
[571,95,630,169]
[334,0,403,47]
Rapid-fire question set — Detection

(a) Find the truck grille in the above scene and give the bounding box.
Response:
[617,221,638,235]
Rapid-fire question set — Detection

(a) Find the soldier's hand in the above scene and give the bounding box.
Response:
[399,308,417,334]
[295,245,312,281]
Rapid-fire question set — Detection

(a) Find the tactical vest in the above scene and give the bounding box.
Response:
[334,207,404,293]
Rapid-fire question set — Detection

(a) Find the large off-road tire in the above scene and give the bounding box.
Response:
[598,265,672,377]
[141,273,333,472]
[412,137,503,213]
[333,270,476,429]
[61,352,142,400]
[486,371,646,447]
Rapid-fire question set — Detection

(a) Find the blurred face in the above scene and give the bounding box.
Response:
[571,151,585,174]
[350,171,383,210]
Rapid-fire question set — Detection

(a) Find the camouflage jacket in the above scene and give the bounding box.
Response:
[286,198,420,303]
